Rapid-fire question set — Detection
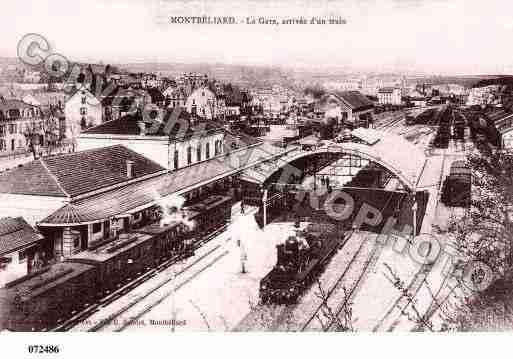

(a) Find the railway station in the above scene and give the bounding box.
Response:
[0,101,481,333]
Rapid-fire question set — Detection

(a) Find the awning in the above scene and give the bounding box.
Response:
[38,142,294,226]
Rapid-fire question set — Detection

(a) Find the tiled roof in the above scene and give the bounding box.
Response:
[0,145,166,198]
[82,109,194,137]
[0,217,42,256]
[0,99,38,111]
[40,142,291,225]
[334,91,375,111]
[0,160,67,197]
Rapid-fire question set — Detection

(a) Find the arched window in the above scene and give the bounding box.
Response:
[196,146,201,162]
[205,142,210,159]
[187,146,192,165]
[174,150,179,169]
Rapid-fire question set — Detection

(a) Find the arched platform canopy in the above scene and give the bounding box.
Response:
[240,128,427,191]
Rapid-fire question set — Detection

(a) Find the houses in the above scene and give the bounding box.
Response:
[466,86,500,106]
[64,85,103,136]
[0,99,45,155]
[163,87,188,109]
[316,91,375,129]
[185,87,219,119]
[142,73,161,89]
[0,217,44,287]
[377,87,402,105]
[22,71,41,84]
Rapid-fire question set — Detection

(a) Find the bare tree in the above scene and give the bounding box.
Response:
[313,280,354,331]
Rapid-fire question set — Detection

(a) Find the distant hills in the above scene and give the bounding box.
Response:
[0,56,511,90]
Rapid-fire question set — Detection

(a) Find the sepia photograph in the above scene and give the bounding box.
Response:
[0,0,513,355]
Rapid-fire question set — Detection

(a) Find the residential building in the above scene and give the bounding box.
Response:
[142,73,161,89]
[0,217,44,287]
[185,87,219,119]
[163,86,188,109]
[377,87,402,105]
[23,71,41,84]
[64,85,103,139]
[0,99,44,155]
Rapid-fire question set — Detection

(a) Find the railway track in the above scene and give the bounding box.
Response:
[300,190,406,331]
[109,249,230,332]
[371,265,428,332]
[375,115,405,131]
[323,235,384,331]
[51,224,228,332]
[300,230,365,330]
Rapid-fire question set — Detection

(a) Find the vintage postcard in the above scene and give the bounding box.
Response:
[0,0,512,353]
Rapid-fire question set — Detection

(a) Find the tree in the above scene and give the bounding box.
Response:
[444,150,513,276]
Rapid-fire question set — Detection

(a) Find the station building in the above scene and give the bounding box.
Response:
[315,91,375,129]
[0,138,292,263]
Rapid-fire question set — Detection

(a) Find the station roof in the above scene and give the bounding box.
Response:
[0,217,42,256]
[38,142,292,226]
[0,145,166,198]
[239,128,427,190]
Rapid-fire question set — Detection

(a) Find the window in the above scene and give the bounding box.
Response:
[0,139,5,151]
[74,237,80,248]
[8,124,16,134]
[19,249,28,263]
[0,125,5,136]
[187,146,192,165]
[92,222,102,234]
[214,140,222,156]
[196,146,201,162]
[81,96,87,104]
[80,107,87,115]
[174,150,179,169]
[202,91,205,96]
[205,142,210,159]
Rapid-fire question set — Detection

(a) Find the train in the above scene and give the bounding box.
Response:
[441,160,471,207]
[0,195,232,331]
[259,222,345,304]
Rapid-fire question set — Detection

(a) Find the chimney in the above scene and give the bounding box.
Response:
[126,160,134,179]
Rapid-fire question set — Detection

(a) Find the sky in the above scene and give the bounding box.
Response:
[2,0,513,75]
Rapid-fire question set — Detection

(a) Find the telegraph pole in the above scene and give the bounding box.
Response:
[262,188,268,228]
[412,175,418,242]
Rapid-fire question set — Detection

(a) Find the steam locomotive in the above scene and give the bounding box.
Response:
[259,223,344,304]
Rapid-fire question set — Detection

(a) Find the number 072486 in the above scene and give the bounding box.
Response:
[27,345,60,354]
